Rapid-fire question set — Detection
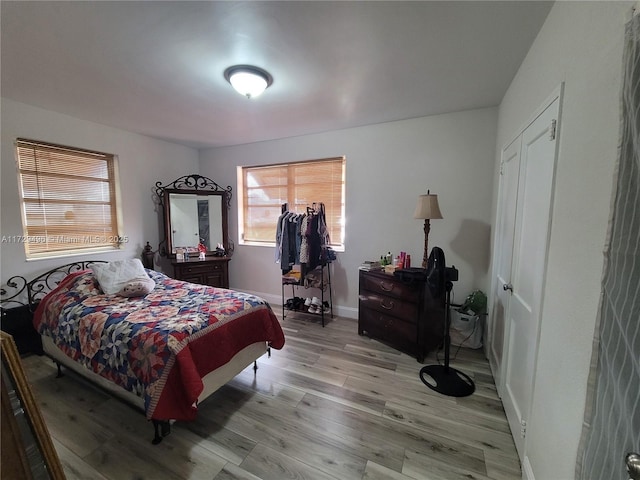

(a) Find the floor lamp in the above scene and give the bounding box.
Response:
[414,191,443,269]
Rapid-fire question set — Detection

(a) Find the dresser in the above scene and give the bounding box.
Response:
[358,269,445,362]
[172,257,230,288]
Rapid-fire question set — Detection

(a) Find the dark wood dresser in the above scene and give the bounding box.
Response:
[358,269,445,362]
[172,257,230,288]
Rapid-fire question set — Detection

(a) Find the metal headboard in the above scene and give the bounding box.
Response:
[0,261,108,311]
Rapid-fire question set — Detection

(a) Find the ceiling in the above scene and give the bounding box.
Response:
[1,1,553,150]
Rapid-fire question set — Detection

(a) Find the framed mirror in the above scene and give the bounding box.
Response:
[1,331,65,480]
[155,175,232,258]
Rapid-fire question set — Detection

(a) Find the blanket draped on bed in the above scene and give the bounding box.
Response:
[34,269,285,421]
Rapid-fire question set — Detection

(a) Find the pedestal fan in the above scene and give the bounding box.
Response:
[419,246,475,397]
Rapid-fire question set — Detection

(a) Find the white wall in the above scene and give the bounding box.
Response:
[0,98,199,283]
[493,2,632,478]
[200,107,497,316]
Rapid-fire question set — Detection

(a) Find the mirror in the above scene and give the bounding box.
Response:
[1,331,66,480]
[167,192,223,253]
[163,188,229,257]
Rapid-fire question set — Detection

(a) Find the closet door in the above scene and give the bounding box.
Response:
[502,95,560,459]
[488,136,521,396]
[488,88,561,461]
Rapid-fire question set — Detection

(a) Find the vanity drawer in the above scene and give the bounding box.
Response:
[179,263,222,274]
[172,258,230,289]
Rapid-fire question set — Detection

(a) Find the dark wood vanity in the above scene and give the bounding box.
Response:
[155,174,233,287]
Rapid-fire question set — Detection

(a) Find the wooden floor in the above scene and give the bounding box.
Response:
[22,311,521,480]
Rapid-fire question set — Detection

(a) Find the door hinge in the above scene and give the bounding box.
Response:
[499,162,504,176]
[549,119,557,141]
[520,420,527,437]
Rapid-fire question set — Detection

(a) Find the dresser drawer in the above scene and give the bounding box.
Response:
[359,292,418,322]
[360,273,420,302]
[359,307,416,353]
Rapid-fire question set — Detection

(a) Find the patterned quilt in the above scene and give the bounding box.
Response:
[33,269,285,421]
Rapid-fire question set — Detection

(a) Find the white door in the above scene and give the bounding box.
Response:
[502,96,560,458]
[487,136,521,396]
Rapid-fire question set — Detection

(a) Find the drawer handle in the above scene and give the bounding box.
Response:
[379,281,394,292]
[380,299,394,310]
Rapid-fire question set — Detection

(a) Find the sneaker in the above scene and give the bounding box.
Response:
[304,297,312,307]
[311,297,321,307]
[308,304,318,314]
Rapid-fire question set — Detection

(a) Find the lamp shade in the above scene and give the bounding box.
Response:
[414,193,443,219]
[224,65,273,99]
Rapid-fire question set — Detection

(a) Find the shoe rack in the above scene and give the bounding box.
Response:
[281,263,333,327]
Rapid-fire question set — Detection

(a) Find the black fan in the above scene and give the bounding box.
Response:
[419,247,475,397]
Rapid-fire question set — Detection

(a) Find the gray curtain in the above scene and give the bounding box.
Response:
[577,12,640,480]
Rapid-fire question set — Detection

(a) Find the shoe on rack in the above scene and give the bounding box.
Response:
[321,301,331,314]
[304,297,312,307]
[311,297,321,307]
[308,304,318,314]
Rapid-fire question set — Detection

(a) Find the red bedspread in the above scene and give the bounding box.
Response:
[34,269,285,421]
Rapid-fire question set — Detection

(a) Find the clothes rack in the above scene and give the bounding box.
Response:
[277,202,334,327]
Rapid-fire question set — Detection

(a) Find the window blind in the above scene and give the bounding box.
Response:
[241,157,345,248]
[14,139,121,257]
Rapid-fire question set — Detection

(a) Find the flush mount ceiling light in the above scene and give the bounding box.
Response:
[224,65,273,99]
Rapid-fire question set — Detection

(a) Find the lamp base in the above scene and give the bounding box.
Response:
[419,364,475,397]
[422,219,431,269]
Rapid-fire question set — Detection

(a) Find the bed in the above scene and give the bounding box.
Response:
[1,260,285,443]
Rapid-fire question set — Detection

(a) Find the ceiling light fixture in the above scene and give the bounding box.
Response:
[224,65,273,99]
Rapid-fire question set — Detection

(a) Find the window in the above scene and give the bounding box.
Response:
[239,157,345,249]
[14,139,122,259]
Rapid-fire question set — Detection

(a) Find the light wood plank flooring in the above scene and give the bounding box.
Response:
[21,311,521,480]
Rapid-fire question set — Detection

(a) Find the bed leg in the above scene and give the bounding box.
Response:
[253,360,258,372]
[53,360,63,378]
[268,347,271,358]
[151,420,171,445]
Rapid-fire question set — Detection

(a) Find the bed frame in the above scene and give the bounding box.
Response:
[0,258,270,444]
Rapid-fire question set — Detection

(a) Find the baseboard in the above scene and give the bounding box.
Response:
[235,288,358,320]
[241,289,281,308]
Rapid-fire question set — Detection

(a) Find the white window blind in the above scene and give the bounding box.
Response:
[240,157,345,248]
[14,139,122,258]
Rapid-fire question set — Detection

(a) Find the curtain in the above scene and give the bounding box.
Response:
[576,12,640,480]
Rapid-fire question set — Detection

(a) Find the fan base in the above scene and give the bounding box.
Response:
[420,365,475,397]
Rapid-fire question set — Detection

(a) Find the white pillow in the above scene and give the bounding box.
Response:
[117,276,156,297]
[90,259,150,295]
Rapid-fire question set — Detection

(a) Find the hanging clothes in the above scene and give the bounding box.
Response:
[275,208,304,274]
[275,202,331,274]
[305,203,330,271]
